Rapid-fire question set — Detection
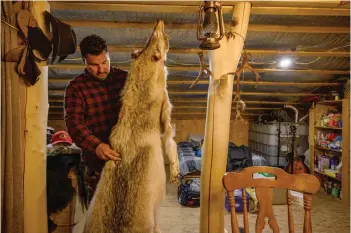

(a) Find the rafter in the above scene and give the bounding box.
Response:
[49,78,343,87]
[170,99,305,105]
[62,20,350,34]
[49,2,350,16]
[48,89,329,97]
[49,64,350,74]
[91,46,350,57]
[49,99,306,105]
[48,105,304,111]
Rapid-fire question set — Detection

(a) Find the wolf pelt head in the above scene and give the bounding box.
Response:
[109,20,170,155]
[131,20,169,63]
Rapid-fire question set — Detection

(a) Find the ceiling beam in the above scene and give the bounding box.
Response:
[48,110,265,116]
[170,99,305,105]
[49,99,306,105]
[97,46,350,57]
[173,106,304,110]
[48,89,328,97]
[49,105,303,111]
[172,112,264,116]
[52,1,349,8]
[50,2,350,16]
[49,64,350,74]
[62,20,350,34]
[49,78,343,87]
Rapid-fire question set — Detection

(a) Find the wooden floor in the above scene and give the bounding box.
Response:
[159,183,350,233]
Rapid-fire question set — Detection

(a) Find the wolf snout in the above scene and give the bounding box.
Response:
[155,19,164,31]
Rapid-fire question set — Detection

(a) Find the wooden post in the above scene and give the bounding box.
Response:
[23,1,49,233]
[308,107,315,175]
[342,98,350,206]
[200,2,251,233]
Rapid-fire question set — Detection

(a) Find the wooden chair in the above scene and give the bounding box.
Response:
[223,166,320,233]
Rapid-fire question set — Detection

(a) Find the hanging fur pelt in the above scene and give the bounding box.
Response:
[83,20,179,233]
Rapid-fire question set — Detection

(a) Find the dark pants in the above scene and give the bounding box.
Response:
[82,159,105,205]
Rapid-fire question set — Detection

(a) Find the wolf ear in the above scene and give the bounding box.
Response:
[131,50,142,59]
[152,48,162,61]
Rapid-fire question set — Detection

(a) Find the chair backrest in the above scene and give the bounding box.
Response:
[222,166,320,233]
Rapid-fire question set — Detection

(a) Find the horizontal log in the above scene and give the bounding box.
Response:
[48,89,328,96]
[62,19,350,34]
[49,106,297,112]
[102,46,350,57]
[171,99,305,105]
[172,106,304,110]
[49,99,306,105]
[49,2,350,16]
[48,64,350,74]
[172,112,265,116]
[48,78,343,87]
[48,112,265,117]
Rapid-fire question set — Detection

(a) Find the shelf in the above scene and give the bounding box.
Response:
[315,126,342,130]
[317,100,343,106]
[314,169,342,182]
[314,146,342,153]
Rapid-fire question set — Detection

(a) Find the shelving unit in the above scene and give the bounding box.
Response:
[314,169,342,182]
[309,99,350,206]
[315,126,342,131]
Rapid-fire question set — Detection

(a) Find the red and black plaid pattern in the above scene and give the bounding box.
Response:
[64,67,127,169]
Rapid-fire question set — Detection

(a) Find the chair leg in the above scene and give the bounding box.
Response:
[228,191,240,233]
[287,190,294,233]
[303,193,313,233]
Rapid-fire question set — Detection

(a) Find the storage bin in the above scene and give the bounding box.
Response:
[266,155,288,167]
[250,122,308,136]
[225,188,250,213]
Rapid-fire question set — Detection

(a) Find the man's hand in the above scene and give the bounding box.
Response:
[95,143,121,162]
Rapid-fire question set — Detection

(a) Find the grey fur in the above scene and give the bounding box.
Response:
[83,20,179,233]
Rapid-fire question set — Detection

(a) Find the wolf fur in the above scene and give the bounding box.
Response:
[83,20,179,233]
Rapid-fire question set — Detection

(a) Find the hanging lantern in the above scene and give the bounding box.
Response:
[196,1,224,50]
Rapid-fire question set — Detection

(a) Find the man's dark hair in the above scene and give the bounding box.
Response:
[79,34,108,59]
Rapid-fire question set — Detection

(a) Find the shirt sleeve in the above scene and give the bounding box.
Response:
[64,84,102,154]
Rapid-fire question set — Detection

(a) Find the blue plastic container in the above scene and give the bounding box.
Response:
[225,189,250,212]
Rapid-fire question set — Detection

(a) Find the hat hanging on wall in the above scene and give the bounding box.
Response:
[45,11,77,64]
[3,9,77,86]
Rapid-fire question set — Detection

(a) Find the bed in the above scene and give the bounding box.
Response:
[177,138,268,181]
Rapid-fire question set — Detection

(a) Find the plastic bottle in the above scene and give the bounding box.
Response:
[330,156,335,170]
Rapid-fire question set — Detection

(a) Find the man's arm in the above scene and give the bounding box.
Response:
[64,84,102,154]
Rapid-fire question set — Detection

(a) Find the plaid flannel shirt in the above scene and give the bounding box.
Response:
[64,67,127,169]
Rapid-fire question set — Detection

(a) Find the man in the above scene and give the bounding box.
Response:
[64,34,127,204]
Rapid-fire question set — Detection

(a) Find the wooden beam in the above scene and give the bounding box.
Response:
[165,80,342,86]
[49,98,305,105]
[50,2,350,16]
[172,112,263,116]
[200,3,249,233]
[170,91,326,96]
[171,99,305,105]
[49,78,343,87]
[173,106,301,110]
[49,105,296,111]
[62,19,350,34]
[48,89,328,96]
[51,1,349,8]
[101,46,351,57]
[49,64,350,74]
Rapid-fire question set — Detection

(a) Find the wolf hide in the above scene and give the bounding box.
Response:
[83,20,179,233]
